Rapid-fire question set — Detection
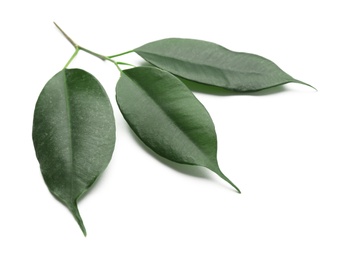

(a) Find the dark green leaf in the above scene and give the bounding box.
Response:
[135,38,311,92]
[32,69,116,236]
[116,66,240,193]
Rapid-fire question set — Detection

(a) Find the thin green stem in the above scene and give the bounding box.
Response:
[116,61,135,67]
[108,50,134,58]
[64,47,80,69]
[106,58,122,72]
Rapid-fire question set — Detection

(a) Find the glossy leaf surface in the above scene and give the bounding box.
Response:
[116,66,240,193]
[135,38,310,92]
[32,69,116,235]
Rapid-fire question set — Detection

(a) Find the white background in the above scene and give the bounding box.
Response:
[1,0,343,259]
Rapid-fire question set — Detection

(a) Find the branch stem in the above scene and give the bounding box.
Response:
[54,22,78,48]
[78,46,106,61]
[54,22,122,72]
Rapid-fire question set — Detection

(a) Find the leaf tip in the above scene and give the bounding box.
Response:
[214,169,241,194]
[82,227,87,237]
[304,83,317,92]
[294,79,317,91]
[76,214,87,237]
[69,202,87,236]
[232,183,241,194]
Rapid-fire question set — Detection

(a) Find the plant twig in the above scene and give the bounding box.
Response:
[54,22,78,48]
[54,22,122,72]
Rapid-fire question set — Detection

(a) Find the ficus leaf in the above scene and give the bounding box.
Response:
[32,68,116,236]
[135,38,311,92]
[116,66,240,193]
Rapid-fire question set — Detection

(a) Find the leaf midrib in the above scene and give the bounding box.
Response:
[137,50,266,77]
[62,70,75,197]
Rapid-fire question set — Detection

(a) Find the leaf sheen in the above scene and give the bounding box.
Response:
[32,69,116,236]
[135,38,310,92]
[116,66,240,193]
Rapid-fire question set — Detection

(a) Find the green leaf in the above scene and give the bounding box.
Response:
[135,38,311,92]
[116,66,240,193]
[32,69,116,236]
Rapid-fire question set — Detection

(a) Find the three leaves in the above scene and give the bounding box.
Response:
[33,37,311,235]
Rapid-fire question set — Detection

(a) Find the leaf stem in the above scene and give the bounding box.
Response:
[109,59,123,72]
[108,50,134,58]
[64,47,80,69]
[116,61,135,67]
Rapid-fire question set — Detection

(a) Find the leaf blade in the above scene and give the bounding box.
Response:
[32,68,116,235]
[116,66,240,193]
[135,38,310,92]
